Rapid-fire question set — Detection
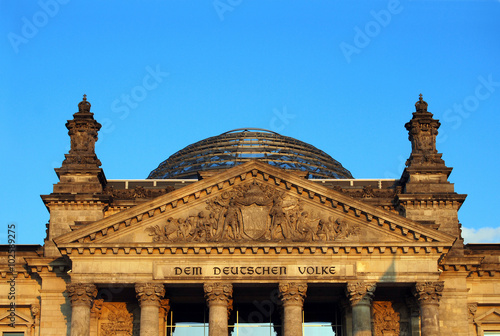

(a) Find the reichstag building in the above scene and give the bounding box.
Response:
[1,95,499,336]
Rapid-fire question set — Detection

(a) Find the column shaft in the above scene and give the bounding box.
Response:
[141,303,161,336]
[204,283,233,336]
[282,305,303,336]
[66,283,97,336]
[420,303,440,336]
[346,282,376,336]
[352,302,372,336]
[71,305,92,336]
[136,283,166,336]
[279,282,307,336]
[413,281,444,336]
[209,303,230,336]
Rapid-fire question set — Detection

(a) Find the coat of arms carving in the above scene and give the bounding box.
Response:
[146,180,360,243]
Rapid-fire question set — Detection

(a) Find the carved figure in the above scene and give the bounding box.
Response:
[146,180,361,243]
[270,196,291,240]
[223,200,242,240]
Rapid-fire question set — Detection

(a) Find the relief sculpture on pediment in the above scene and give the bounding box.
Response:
[146,180,360,243]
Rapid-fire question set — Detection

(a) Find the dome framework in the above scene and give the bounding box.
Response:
[147,128,353,179]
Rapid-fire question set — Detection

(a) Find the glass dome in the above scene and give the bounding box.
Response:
[147,128,353,179]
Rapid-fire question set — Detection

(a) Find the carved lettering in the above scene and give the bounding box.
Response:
[298,266,336,275]
[174,266,202,276]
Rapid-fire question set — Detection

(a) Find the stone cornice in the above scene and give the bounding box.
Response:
[24,257,70,274]
[439,256,483,273]
[56,242,450,256]
[396,194,467,210]
[467,263,500,278]
[53,161,456,247]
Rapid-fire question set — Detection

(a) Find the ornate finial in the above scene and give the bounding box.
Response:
[83,94,87,101]
[78,94,91,113]
[415,93,428,112]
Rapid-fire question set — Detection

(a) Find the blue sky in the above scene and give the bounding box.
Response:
[1,0,499,245]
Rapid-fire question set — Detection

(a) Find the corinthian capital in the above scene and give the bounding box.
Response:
[204,283,233,306]
[279,282,307,306]
[66,283,97,307]
[413,281,444,304]
[135,283,165,306]
[346,282,376,306]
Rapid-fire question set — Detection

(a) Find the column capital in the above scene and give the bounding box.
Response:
[66,283,97,307]
[135,283,165,306]
[346,282,376,306]
[412,281,444,305]
[279,282,307,306]
[204,282,233,306]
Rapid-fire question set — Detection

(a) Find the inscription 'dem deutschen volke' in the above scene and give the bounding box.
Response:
[173,265,337,276]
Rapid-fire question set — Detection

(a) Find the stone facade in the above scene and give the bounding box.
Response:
[1,95,499,336]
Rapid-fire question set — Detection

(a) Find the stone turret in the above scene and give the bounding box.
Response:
[396,95,466,252]
[41,95,109,256]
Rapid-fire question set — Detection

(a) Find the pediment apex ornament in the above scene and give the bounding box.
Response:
[415,93,428,112]
[412,281,444,304]
[78,94,91,113]
[146,180,361,243]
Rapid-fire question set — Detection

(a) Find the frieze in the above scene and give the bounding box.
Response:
[146,180,360,243]
[104,185,175,199]
[332,185,399,199]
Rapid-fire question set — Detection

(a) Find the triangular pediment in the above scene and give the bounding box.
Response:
[476,308,500,323]
[0,310,32,325]
[54,161,455,252]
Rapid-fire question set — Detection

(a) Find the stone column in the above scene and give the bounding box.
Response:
[279,282,308,336]
[346,282,376,336]
[66,283,97,336]
[136,283,166,336]
[412,281,444,336]
[204,283,233,336]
